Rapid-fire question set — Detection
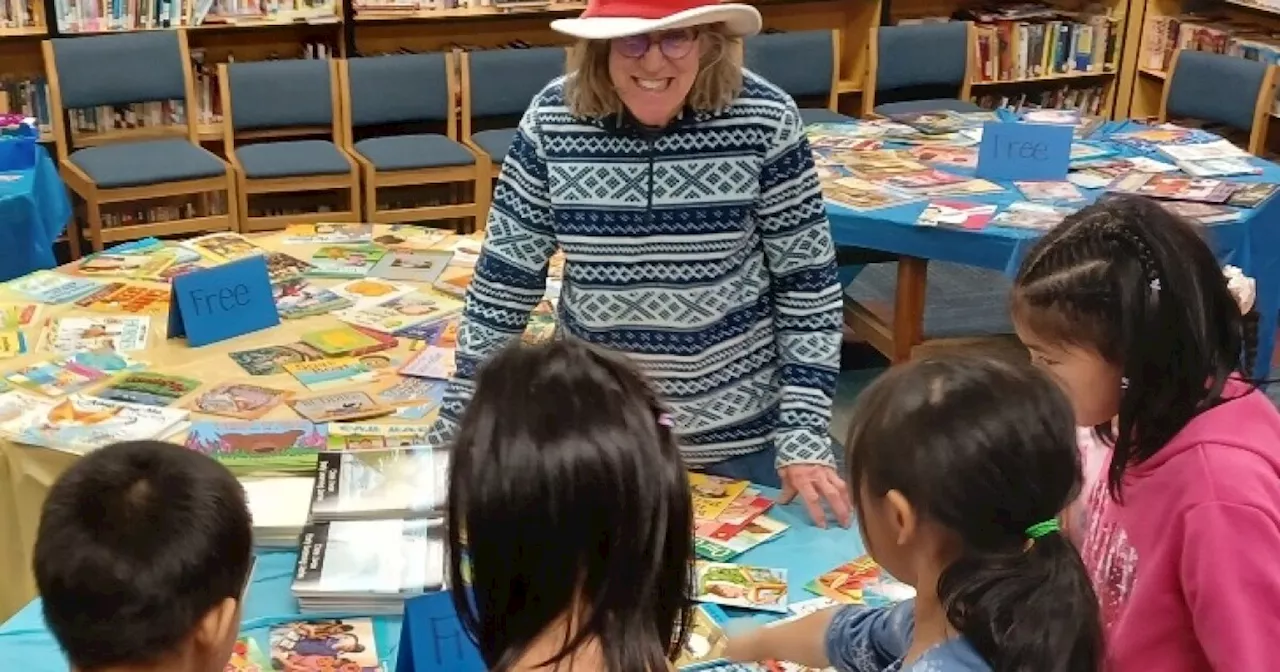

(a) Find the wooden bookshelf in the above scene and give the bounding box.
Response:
[0,0,49,139]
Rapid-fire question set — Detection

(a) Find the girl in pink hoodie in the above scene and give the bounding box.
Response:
[1011,194,1280,671]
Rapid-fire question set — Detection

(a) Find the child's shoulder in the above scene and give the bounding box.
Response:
[907,638,990,671]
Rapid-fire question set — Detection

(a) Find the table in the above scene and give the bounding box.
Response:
[0,144,74,282]
[0,230,472,621]
[0,486,865,671]
[830,120,1280,378]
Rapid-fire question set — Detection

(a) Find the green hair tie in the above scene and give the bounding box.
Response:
[1024,520,1060,539]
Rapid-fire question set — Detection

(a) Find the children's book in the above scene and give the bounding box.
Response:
[183,232,266,263]
[694,515,789,562]
[693,561,788,613]
[307,244,387,278]
[7,272,104,304]
[447,236,484,267]
[335,292,464,334]
[907,145,978,169]
[830,151,928,178]
[262,252,315,284]
[376,375,446,408]
[805,556,915,607]
[0,395,189,454]
[431,269,474,298]
[326,422,431,450]
[300,326,385,357]
[915,200,996,229]
[397,346,456,380]
[1068,141,1116,163]
[370,224,452,250]
[0,330,26,358]
[1176,157,1262,178]
[5,358,109,397]
[914,177,1004,197]
[879,168,968,192]
[393,316,453,342]
[40,315,150,354]
[1157,138,1249,163]
[185,420,328,472]
[290,520,446,612]
[689,473,749,520]
[229,342,326,376]
[273,279,353,319]
[821,178,921,212]
[188,382,294,419]
[0,302,41,328]
[1227,182,1280,208]
[269,619,382,671]
[284,357,378,391]
[224,637,271,672]
[1106,174,1238,203]
[94,371,202,407]
[309,447,446,521]
[289,391,394,423]
[674,604,731,670]
[990,202,1076,230]
[1161,201,1242,224]
[328,278,416,307]
[368,250,453,283]
[69,252,165,278]
[885,110,969,135]
[281,223,374,245]
[1108,124,1220,152]
[1015,181,1085,203]
[73,282,170,314]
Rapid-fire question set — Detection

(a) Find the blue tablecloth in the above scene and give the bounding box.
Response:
[0,145,71,282]
[0,488,863,671]
[829,120,1280,379]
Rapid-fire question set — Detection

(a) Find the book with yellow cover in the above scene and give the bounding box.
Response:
[688,473,749,520]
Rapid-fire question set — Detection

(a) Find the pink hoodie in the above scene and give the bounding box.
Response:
[1081,379,1280,671]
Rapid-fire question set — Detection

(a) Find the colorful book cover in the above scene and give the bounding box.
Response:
[268,620,380,672]
[694,515,789,562]
[0,395,189,454]
[1228,182,1279,208]
[693,561,788,613]
[229,342,326,376]
[326,422,430,450]
[281,223,374,245]
[5,359,108,397]
[335,292,463,334]
[0,330,26,358]
[368,250,453,283]
[990,202,1077,230]
[1015,181,1085,203]
[41,315,151,354]
[73,282,170,314]
[0,302,41,328]
[188,383,294,420]
[283,357,377,391]
[329,278,415,307]
[263,252,315,284]
[300,326,385,356]
[397,346,456,380]
[185,420,328,465]
[1106,174,1237,204]
[7,272,104,304]
[375,376,446,407]
[688,473,749,520]
[915,200,996,229]
[307,244,387,278]
[369,224,452,250]
[803,556,913,607]
[94,371,202,407]
[675,604,731,670]
[273,279,353,319]
[225,637,271,672]
[289,391,393,423]
[183,232,266,263]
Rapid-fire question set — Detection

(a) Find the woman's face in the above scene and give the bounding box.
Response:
[608,28,703,126]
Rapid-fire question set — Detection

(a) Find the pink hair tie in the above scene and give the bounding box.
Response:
[657,413,674,427]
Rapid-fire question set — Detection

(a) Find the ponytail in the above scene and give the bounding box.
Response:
[938,530,1103,672]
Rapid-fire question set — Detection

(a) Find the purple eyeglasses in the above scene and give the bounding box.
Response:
[611,29,698,59]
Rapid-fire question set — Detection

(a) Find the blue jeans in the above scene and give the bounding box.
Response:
[701,436,847,489]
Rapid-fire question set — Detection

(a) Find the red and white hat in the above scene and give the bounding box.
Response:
[550,0,761,41]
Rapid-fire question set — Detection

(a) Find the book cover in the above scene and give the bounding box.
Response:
[310,448,445,519]
[300,326,384,356]
[1161,201,1242,224]
[289,391,393,423]
[1106,174,1237,204]
[183,232,266,263]
[273,279,353,319]
[326,422,431,450]
[1177,157,1262,178]
[229,342,326,376]
[335,292,463,334]
[369,224,452,250]
[693,561,788,613]
[0,395,189,454]
[7,272,104,304]
[5,359,108,397]
[225,638,271,672]
[0,330,25,358]
[329,278,415,307]
[263,252,315,284]
[694,515,789,562]
[990,202,1076,230]
[185,420,327,463]
[375,375,446,408]
[688,473,749,520]
[41,315,150,354]
[368,250,453,283]
[268,619,381,672]
[95,371,202,407]
[284,357,378,390]
[291,519,444,596]
[915,200,997,229]
[397,346,456,380]
[281,223,374,245]
[74,282,170,314]
[308,244,387,278]
[1228,182,1279,208]
[0,302,41,328]
[189,383,293,419]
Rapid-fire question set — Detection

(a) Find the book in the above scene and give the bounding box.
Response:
[913,177,1003,197]
[689,473,749,520]
[268,619,381,670]
[240,476,314,547]
[1160,201,1242,224]
[309,447,447,521]
[398,346,457,380]
[284,357,378,391]
[186,420,328,473]
[281,223,374,245]
[225,638,271,672]
[329,278,416,307]
[73,282,170,314]
[289,391,394,423]
[7,272,104,304]
[885,110,969,135]
[5,358,109,397]
[291,519,446,613]
[0,395,189,454]
[300,326,385,357]
[272,279,353,319]
[95,371,202,407]
[879,168,967,192]
[0,302,41,328]
[375,376,447,408]
[693,561,788,613]
[229,342,326,376]
[40,315,151,354]
[1106,174,1238,204]
[1157,138,1249,164]
[326,422,431,449]
[915,200,996,229]
[821,178,921,212]
[0,330,26,358]
[368,250,453,283]
[188,383,294,419]
[335,292,464,334]
[805,556,915,607]
[1015,181,1085,203]
[674,604,731,670]
[370,224,452,250]
[183,232,266,263]
[308,244,387,278]
[1176,157,1262,178]
[907,145,978,169]
[262,252,315,284]
[694,515,789,562]
[1228,182,1280,208]
[990,202,1076,230]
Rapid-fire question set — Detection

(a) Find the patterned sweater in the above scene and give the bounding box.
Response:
[427,72,843,467]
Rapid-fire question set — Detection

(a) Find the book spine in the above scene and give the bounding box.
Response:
[312,451,341,512]
[294,523,330,588]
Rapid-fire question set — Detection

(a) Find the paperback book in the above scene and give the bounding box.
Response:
[268,619,381,672]
[185,420,328,473]
[335,292,464,334]
[94,371,202,407]
[183,232,266,263]
[273,279,353,319]
[990,202,1076,230]
[0,394,189,454]
[40,315,150,354]
[309,447,447,521]
[229,342,326,376]
[1106,174,1238,204]
[281,223,374,245]
[693,561,788,613]
[308,244,387,278]
[292,518,446,613]
[73,283,170,314]
[188,382,293,420]
[326,422,430,449]
[368,250,453,283]
[7,272,104,304]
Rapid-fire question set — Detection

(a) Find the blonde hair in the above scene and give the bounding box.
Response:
[564,25,743,119]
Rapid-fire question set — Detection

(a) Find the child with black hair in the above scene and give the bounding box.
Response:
[1011,194,1280,671]
[724,356,1103,672]
[33,439,254,672]
[446,339,694,672]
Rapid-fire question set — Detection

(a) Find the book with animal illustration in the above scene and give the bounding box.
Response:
[326,422,430,450]
[263,252,314,284]
[74,282,170,314]
[228,342,326,376]
[688,473,749,520]
[281,223,374,245]
[309,447,447,521]
[368,250,452,283]
[289,391,394,423]
[185,420,328,471]
[183,232,266,263]
[268,619,381,672]
[7,271,104,304]
[41,315,151,354]
[94,371,202,407]
[369,224,452,250]
[335,292,463,334]
[693,561,788,613]
[189,383,293,420]
[307,244,387,278]
[0,394,189,454]
[273,279,353,319]
[284,357,378,391]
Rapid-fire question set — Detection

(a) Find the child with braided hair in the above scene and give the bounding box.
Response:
[1011,194,1280,671]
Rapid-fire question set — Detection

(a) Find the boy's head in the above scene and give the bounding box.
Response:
[34,440,253,672]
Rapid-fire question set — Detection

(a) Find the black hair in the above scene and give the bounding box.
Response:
[447,338,693,672]
[1012,194,1256,501]
[846,356,1103,672]
[34,440,253,670]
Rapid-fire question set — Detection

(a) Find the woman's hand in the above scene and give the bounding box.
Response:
[779,464,853,529]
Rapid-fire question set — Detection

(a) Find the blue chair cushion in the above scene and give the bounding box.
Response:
[873,98,984,116]
[235,140,351,179]
[801,108,858,125]
[69,139,225,189]
[353,134,475,171]
[843,261,1013,339]
[472,128,517,162]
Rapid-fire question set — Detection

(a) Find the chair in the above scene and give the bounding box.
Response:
[340,52,488,228]
[220,58,359,233]
[43,31,237,255]
[460,46,568,175]
[863,22,983,117]
[744,30,856,125]
[1160,50,1278,155]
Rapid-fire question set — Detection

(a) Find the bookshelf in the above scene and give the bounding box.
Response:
[1,0,49,140]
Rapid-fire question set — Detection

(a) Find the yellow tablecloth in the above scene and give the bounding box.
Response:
[0,230,466,621]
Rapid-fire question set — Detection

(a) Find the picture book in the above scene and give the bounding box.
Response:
[885,110,969,135]
[281,223,374,245]
[73,282,170,314]
[368,250,453,283]
[804,556,915,607]
[693,561,788,613]
[40,315,150,354]
[370,224,452,250]
[714,488,773,527]
[7,271,104,304]
[310,447,446,521]
[1015,180,1085,203]
[1157,138,1249,164]
[0,394,189,454]
[694,515,789,562]
[189,382,293,419]
[808,134,885,151]
[185,420,327,472]
[284,357,378,391]
[229,342,326,376]
[813,161,854,182]
[990,202,1076,230]
[1228,182,1280,208]
[915,200,996,230]
[0,330,25,358]
[1160,201,1242,224]
[431,269,473,298]
[394,316,452,342]
[914,177,1004,197]
[689,473,749,520]
[5,358,109,397]
[397,346,456,380]
[329,278,415,307]
[263,252,315,284]
[879,168,968,192]
[308,244,387,278]
[289,391,394,423]
[224,637,271,672]
[0,302,40,328]
[822,178,921,212]
[376,375,446,408]
[1176,157,1262,178]
[94,371,202,407]
[907,145,978,169]
[70,251,171,279]
[1106,174,1237,204]
[1109,124,1220,152]
[64,349,147,375]
[300,326,385,356]
[1067,159,1135,189]
[674,604,731,670]
[1068,141,1115,163]
[273,279,353,320]
[335,292,463,334]
[268,619,381,672]
[830,151,928,178]
[327,422,431,449]
[183,232,266,263]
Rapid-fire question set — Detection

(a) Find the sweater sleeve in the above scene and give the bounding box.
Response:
[1180,500,1280,670]
[426,103,557,447]
[757,103,843,468]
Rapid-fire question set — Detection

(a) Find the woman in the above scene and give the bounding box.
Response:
[429,0,850,528]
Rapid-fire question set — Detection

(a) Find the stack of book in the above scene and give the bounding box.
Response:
[290,445,450,614]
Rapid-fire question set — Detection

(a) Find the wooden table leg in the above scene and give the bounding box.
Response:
[891,256,928,363]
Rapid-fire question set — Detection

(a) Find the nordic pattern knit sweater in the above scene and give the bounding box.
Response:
[427,72,844,467]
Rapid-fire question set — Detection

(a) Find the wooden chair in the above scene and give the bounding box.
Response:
[744,29,856,125]
[219,58,360,233]
[460,46,568,176]
[1160,50,1278,155]
[862,21,982,117]
[43,31,237,255]
[340,52,487,229]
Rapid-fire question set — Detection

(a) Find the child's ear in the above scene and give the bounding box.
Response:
[884,489,916,546]
[194,597,241,655]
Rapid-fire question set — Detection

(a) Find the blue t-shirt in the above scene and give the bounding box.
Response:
[823,600,989,672]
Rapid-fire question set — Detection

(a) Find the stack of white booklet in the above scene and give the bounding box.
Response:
[240,477,314,548]
[308,447,448,521]
[291,518,446,614]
